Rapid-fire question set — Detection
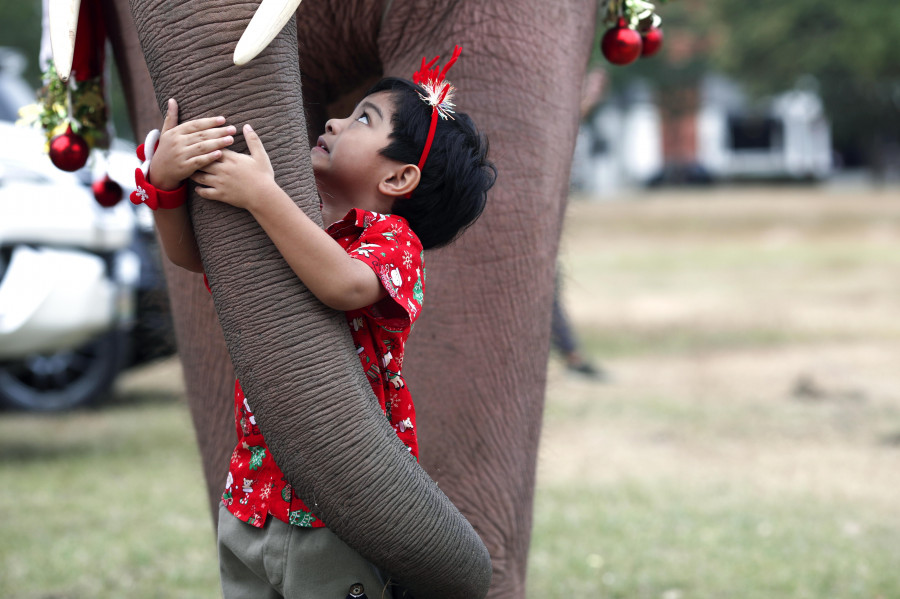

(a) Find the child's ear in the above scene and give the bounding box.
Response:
[379,164,420,198]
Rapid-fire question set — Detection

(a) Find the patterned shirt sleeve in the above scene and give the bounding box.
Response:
[346,213,425,331]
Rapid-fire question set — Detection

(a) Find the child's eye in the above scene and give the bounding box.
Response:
[356,113,369,125]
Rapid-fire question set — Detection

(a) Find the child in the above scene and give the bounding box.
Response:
[131,47,495,598]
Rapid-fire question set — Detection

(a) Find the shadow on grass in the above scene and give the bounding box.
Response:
[108,388,185,409]
[0,438,103,464]
[0,386,190,465]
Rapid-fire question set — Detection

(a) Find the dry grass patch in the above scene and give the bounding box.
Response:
[530,185,900,598]
[2,185,899,598]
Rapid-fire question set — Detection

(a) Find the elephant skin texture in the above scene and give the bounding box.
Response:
[109,0,597,597]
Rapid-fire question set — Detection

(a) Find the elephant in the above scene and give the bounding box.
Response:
[61,0,598,596]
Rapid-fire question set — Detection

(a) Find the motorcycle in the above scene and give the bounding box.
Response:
[0,120,172,410]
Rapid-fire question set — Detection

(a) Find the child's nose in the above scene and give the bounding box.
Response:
[325,118,340,134]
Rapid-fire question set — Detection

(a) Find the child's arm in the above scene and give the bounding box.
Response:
[147,99,236,273]
[151,204,204,273]
[190,125,387,311]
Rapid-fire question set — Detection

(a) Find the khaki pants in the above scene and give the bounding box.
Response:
[217,503,394,599]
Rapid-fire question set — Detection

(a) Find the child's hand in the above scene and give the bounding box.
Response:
[190,124,276,211]
[148,98,236,191]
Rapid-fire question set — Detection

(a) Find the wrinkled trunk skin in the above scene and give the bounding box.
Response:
[125,2,491,597]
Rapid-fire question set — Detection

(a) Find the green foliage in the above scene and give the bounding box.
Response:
[709,0,900,161]
[0,0,43,86]
[713,0,896,92]
[25,61,112,150]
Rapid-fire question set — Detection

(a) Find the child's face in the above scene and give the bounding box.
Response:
[312,91,400,207]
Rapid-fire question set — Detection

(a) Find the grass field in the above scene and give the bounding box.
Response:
[3,185,900,598]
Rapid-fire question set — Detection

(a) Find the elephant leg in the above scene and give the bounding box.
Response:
[378,2,598,597]
[162,264,236,522]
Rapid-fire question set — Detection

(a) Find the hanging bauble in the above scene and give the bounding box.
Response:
[601,17,643,66]
[49,124,90,172]
[640,26,664,57]
[92,174,123,208]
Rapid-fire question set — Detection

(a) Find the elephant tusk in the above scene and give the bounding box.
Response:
[234,0,304,66]
[48,0,81,82]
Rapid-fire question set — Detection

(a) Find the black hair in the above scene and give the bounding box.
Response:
[366,77,497,250]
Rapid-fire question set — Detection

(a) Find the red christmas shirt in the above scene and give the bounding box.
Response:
[221,209,425,529]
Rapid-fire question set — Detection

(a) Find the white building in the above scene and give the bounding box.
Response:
[697,75,832,181]
[571,74,832,196]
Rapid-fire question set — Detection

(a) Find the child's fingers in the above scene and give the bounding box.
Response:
[193,148,239,171]
[178,115,228,134]
[186,126,236,146]
[190,170,212,184]
[193,184,215,200]
[244,124,271,167]
[161,99,179,133]
[193,181,229,205]
[189,135,234,156]
[190,150,224,171]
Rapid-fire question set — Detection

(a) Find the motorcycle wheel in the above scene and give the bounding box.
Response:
[0,330,126,411]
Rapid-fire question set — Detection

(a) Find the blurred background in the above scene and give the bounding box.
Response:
[1,0,899,597]
[571,0,899,193]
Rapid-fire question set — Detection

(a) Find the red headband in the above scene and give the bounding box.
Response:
[411,45,462,172]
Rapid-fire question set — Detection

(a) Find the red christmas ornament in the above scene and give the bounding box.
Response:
[49,124,90,172]
[601,17,643,66]
[641,27,664,58]
[92,174,123,208]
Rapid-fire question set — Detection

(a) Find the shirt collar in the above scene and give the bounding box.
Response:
[326,208,389,235]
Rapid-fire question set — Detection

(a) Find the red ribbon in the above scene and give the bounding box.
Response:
[72,0,106,82]
[417,109,440,171]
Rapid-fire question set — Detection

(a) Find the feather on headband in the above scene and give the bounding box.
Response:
[411,45,462,172]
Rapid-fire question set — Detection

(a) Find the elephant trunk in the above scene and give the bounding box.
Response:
[128,2,490,597]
